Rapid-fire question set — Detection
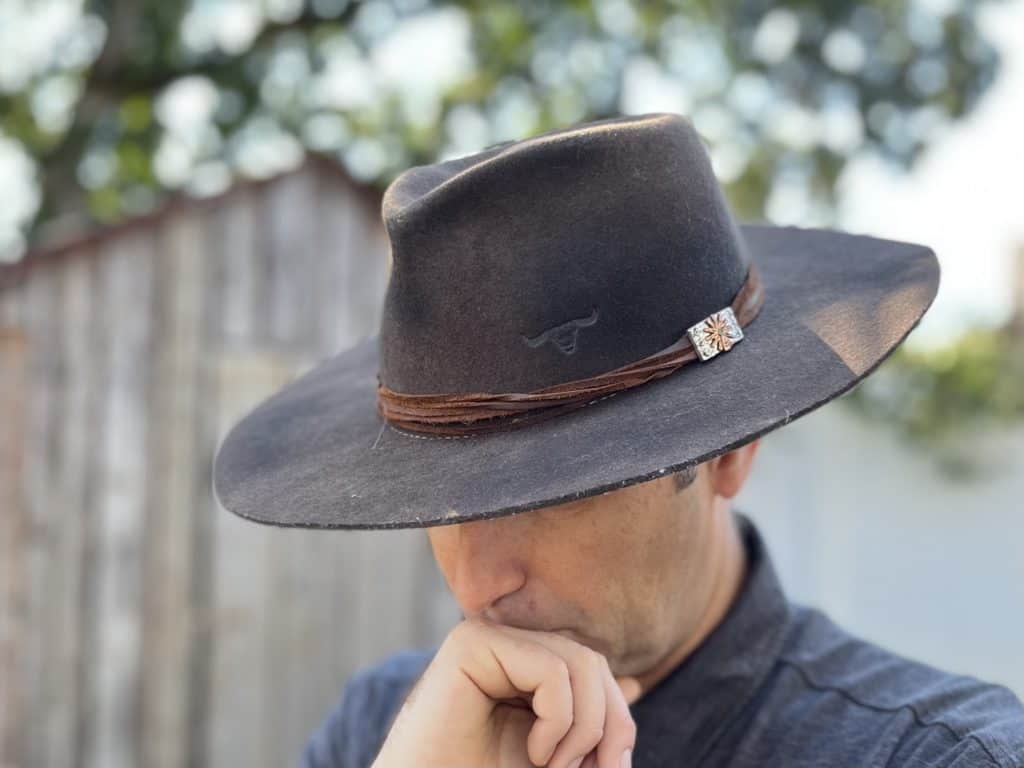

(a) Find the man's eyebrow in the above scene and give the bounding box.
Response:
[673,465,698,492]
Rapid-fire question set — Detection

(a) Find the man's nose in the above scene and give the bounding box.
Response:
[449,518,528,617]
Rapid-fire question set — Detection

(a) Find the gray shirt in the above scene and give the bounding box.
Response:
[298,511,1024,767]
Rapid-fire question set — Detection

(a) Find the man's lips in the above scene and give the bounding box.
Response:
[486,617,585,644]
[481,612,568,634]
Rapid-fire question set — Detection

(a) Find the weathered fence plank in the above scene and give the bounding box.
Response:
[87,231,154,768]
[140,211,206,768]
[186,202,225,768]
[43,255,101,767]
[0,330,27,768]
[207,352,281,768]
[0,161,458,768]
[264,164,318,348]
[20,264,61,768]
[0,287,21,328]
[204,181,274,768]
[218,188,259,347]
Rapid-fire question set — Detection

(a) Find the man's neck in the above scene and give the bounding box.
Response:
[632,508,749,698]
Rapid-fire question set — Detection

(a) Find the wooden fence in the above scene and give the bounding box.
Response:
[0,160,458,768]
[4,156,1021,768]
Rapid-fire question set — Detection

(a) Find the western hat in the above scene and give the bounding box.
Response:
[212,111,939,529]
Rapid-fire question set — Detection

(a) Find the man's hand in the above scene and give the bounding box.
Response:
[371,617,641,768]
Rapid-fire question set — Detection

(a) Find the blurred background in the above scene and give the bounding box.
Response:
[0,0,1022,766]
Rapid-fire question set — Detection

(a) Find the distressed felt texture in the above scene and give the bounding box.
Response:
[378,112,750,393]
[212,113,940,529]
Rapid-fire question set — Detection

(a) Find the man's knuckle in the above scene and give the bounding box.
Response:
[570,645,597,673]
[445,622,467,647]
[551,657,571,684]
[559,725,604,762]
[550,705,574,732]
[622,718,638,743]
[444,618,486,656]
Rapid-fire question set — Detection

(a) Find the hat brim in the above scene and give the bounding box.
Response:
[212,223,939,530]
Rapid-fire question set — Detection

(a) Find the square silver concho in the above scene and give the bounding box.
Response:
[686,306,744,362]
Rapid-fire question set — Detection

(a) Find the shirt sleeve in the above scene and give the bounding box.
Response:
[881,683,1024,768]
[296,671,369,768]
[296,650,435,768]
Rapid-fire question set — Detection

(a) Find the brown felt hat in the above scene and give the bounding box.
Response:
[212,111,940,529]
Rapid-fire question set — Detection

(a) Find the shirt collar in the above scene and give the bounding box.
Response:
[628,508,793,767]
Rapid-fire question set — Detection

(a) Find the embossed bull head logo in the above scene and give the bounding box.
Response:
[522,307,599,355]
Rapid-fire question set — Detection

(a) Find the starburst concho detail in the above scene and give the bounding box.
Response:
[687,306,744,362]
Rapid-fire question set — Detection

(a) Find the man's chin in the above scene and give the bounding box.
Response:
[553,627,614,659]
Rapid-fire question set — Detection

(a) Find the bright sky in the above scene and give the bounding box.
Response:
[838,0,1024,345]
[1,0,1022,349]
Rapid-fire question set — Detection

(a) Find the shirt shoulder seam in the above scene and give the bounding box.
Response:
[777,657,1009,766]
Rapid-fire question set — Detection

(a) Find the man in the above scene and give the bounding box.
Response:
[212,112,1024,767]
[298,452,1024,768]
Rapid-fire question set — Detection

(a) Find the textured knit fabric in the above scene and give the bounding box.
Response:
[298,511,1024,768]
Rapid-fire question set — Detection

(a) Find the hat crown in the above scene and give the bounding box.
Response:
[378,112,752,394]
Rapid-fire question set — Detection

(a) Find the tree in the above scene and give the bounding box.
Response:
[0,0,1005,258]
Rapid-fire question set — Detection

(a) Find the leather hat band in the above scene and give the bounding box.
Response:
[376,261,765,437]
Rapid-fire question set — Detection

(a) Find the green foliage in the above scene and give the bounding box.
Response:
[0,0,1016,453]
[0,0,1006,248]
[841,324,1024,477]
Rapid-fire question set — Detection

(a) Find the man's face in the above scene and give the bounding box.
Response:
[425,442,759,677]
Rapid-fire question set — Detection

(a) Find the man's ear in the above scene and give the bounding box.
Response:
[707,439,760,500]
